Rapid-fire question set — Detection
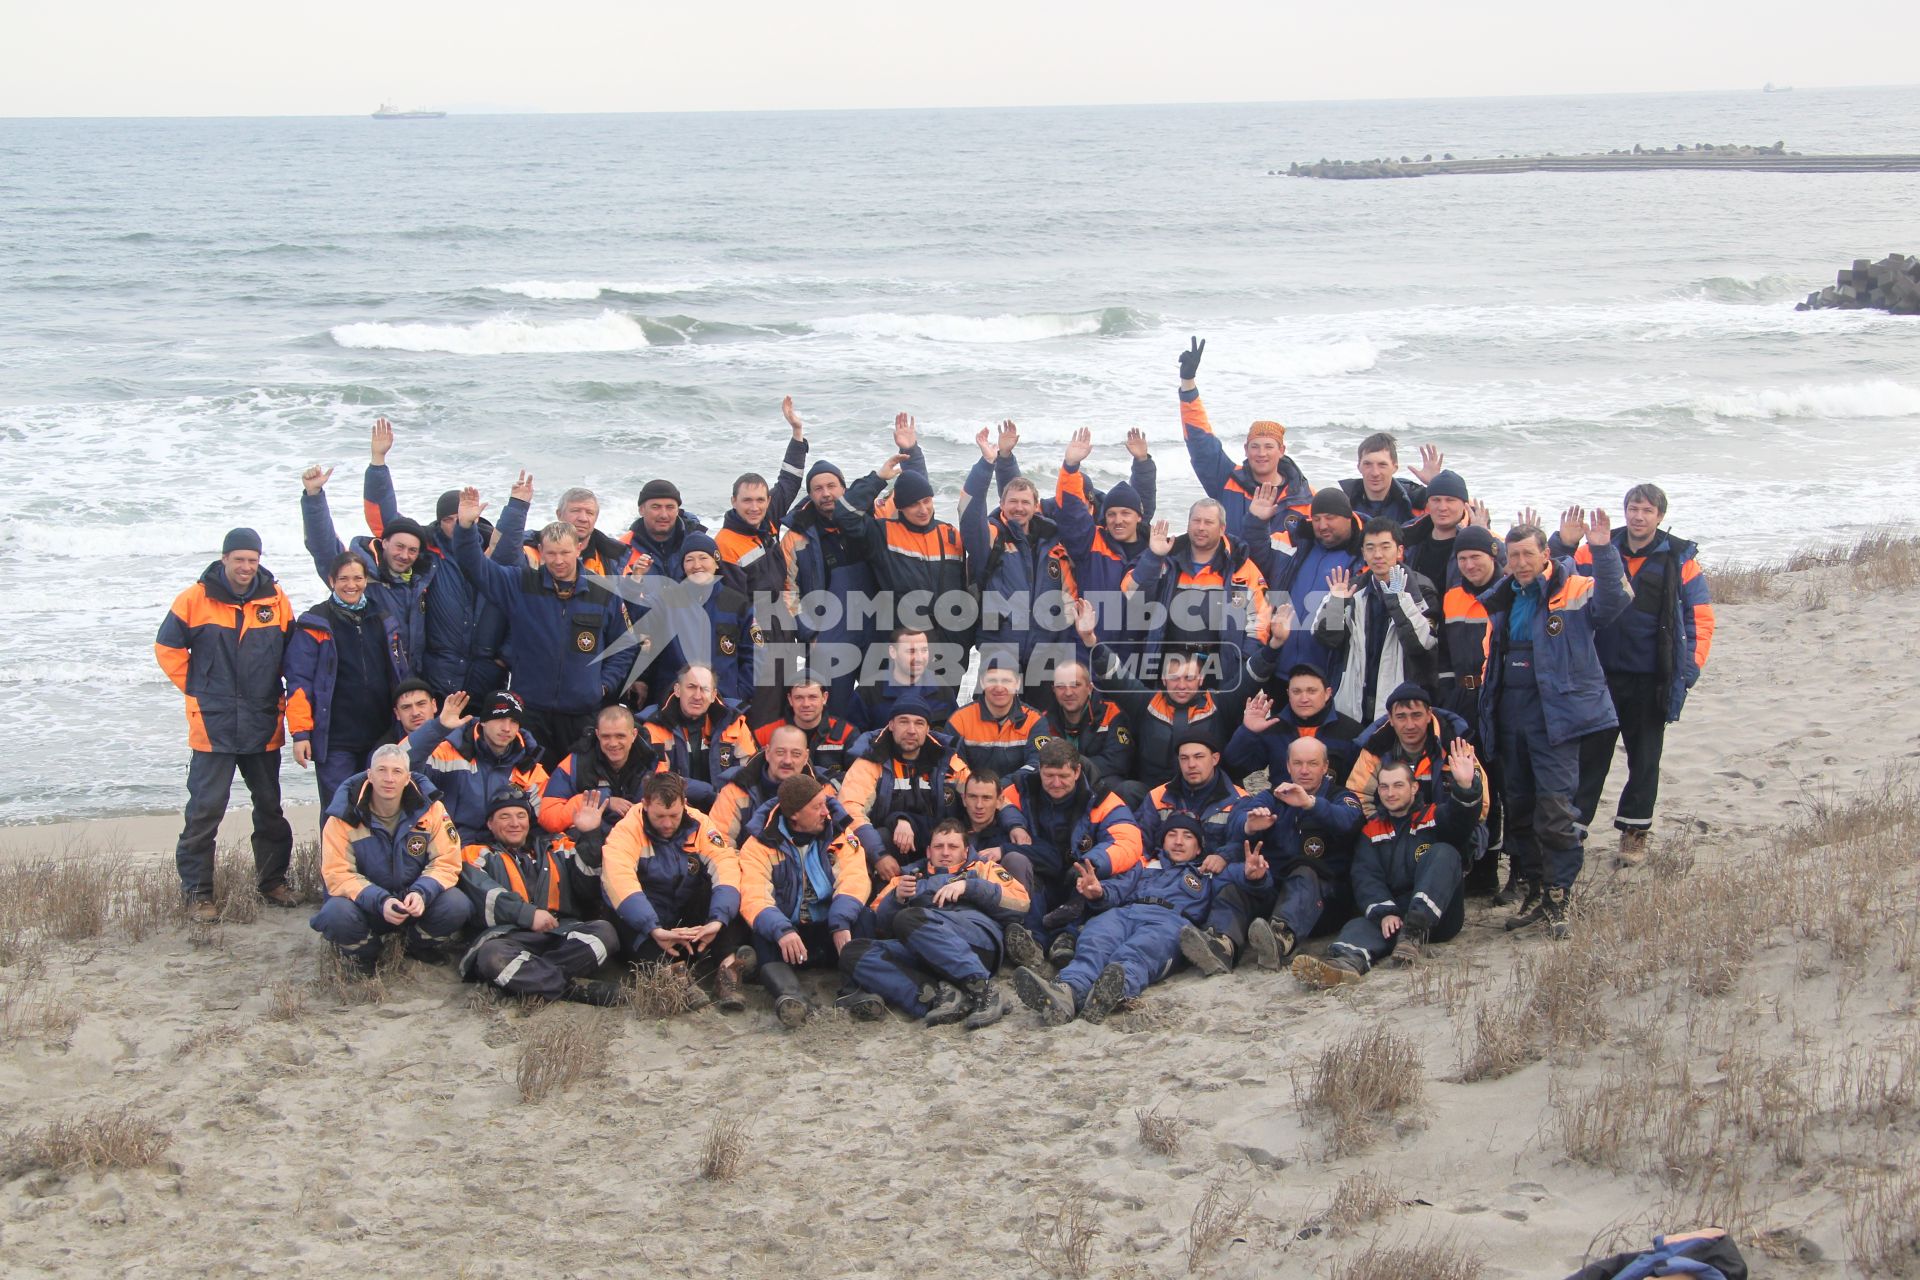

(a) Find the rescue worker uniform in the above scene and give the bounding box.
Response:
[1221,694,1365,790]
[156,554,296,903]
[837,723,972,863]
[781,478,880,719]
[1221,779,1365,946]
[457,805,618,1000]
[1087,640,1241,802]
[409,711,548,843]
[961,458,1081,701]
[300,488,435,681]
[1325,768,1483,974]
[1337,475,1428,525]
[1052,460,1155,647]
[996,771,1144,928]
[945,690,1053,781]
[844,452,973,684]
[1048,691,1135,792]
[1139,769,1245,856]
[753,711,858,782]
[596,802,745,963]
[284,594,409,808]
[536,731,664,833]
[640,698,759,809]
[737,804,874,1016]
[846,858,1031,1019]
[311,771,472,971]
[1241,503,1366,680]
[1179,387,1312,533]
[1123,533,1270,694]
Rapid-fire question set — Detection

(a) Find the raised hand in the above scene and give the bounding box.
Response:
[511,470,534,504]
[1588,506,1612,542]
[1559,506,1587,548]
[1266,602,1293,650]
[1446,736,1478,788]
[1148,519,1174,557]
[371,417,394,464]
[1327,566,1356,600]
[893,412,918,452]
[1126,428,1150,460]
[301,464,334,496]
[457,486,484,527]
[1247,481,1282,523]
[996,419,1019,457]
[1386,564,1408,595]
[782,395,804,439]
[439,689,472,730]
[1243,691,1278,733]
[1468,499,1492,529]
[1063,426,1093,468]
[1244,847,1269,880]
[1073,859,1106,900]
[1179,336,1206,382]
[878,452,909,483]
[1411,443,1445,484]
[572,790,607,833]
[1072,595,1099,645]
[975,427,997,465]
[1242,806,1276,834]
[1516,507,1541,532]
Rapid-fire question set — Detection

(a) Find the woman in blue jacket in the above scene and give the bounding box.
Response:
[285,552,410,808]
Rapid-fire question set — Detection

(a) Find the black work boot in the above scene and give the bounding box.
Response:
[834,989,888,1022]
[1046,931,1079,969]
[1504,881,1546,932]
[959,978,1005,1031]
[1003,924,1054,979]
[1080,962,1129,1024]
[562,978,626,1007]
[922,981,969,1027]
[1492,865,1528,909]
[1392,921,1429,965]
[1178,924,1234,977]
[1247,918,1296,971]
[1542,886,1572,940]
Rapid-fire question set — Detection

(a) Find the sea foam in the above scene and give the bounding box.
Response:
[489,279,709,300]
[1692,379,1920,421]
[812,308,1139,343]
[329,309,651,354]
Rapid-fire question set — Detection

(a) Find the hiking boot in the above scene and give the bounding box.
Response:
[959,979,1005,1031]
[922,981,969,1027]
[1080,963,1129,1024]
[1247,918,1296,971]
[774,995,811,1029]
[1047,931,1079,968]
[1003,924,1053,978]
[731,945,759,981]
[1012,966,1077,1027]
[835,990,888,1022]
[561,978,625,1007]
[186,898,219,925]
[1615,829,1650,868]
[670,962,711,1012]
[1392,921,1429,966]
[1504,881,1546,932]
[1543,886,1572,940]
[1492,867,1528,909]
[1178,924,1234,977]
[260,883,300,909]
[713,960,747,1013]
[1291,952,1366,988]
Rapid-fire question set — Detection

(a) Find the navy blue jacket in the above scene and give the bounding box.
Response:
[283,601,409,761]
[1224,779,1365,887]
[301,490,434,677]
[1478,547,1631,748]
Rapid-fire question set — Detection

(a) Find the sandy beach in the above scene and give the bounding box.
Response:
[4,545,1919,1278]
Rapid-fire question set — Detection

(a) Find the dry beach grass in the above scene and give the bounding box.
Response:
[2,537,1920,1275]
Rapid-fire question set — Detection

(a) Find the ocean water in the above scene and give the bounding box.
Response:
[3,88,1918,823]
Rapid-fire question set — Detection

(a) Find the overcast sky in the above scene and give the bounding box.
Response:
[3,0,1914,117]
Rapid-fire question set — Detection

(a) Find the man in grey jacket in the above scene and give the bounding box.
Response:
[1311,518,1441,725]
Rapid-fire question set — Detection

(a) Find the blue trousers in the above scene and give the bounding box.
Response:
[1271,871,1350,941]
[1057,903,1184,1003]
[842,906,1000,1016]
[1329,843,1465,972]
[311,891,471,965]
[314,746,365,811]
[175,749,293,900]
[1496,684,1585,889]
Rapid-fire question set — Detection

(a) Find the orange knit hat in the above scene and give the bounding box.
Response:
[1246,420,1286,446]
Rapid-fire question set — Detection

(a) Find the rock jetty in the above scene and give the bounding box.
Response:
[1278,142,1920,179]
[1796,255,1920,314]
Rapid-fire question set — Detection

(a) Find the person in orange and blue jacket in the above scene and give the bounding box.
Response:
[284,551,409,810]
[640,664,759,808]
[1011,811,1269,1025]
[944,656,1053,781]
[736,773,877,1027]
[1557,485,1715,866]
[1291,744,1483,988]
[1051,426,1156,648]
[536,705,663,834]
[406,689,548,842]
[781,457,880,722]
[299,460,434,683]
[455,791,622,1006]
[1240,485,1367,683]
[996,738,1143,959]
[1122,500,1271,698]
[311,744,472,975]
[1136,726,1244,856]
[155,526,298,920]
[753,673,859,782]
[838,693,971,878]
[1340,431,1441,525]
[843,819,1026,1027]
[1220,736,1365,970]
[961,425,1080,710]
[1046,660,1135,791]
[1175,336,1312,533]
[591,771,752,1011]
[1481,513,1630,938]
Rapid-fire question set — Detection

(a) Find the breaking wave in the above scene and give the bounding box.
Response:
[1691,379,1920,420]
[488,279,712,301]
[811,306,1147,343]
[329,309,650,354]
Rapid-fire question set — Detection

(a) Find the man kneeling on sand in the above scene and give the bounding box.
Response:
[311,743,472,974]
[1013,814,1268,1025]
[1293,741,1483,988]
[840,819,1025,1028]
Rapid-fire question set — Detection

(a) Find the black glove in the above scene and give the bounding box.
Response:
[1041,900,1087,930]
[1178,336,1206,381]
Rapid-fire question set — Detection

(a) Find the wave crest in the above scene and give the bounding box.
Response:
[489,279,710,301]
[1686,274,1806,304]
[329,309,650,354]
[1692,379,1920,420]
[812,306,1146,344]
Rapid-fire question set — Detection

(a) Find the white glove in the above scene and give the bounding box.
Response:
[1386,565,1408,595]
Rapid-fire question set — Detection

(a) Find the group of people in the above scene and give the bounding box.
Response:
[154,337,1714,1026]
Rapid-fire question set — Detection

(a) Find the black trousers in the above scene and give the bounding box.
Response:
[174,749,293,900]
[521,705,598,774]
[1575,672,1668,833]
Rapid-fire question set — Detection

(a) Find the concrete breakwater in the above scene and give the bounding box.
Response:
[1797,254,1920,314]
[1279,142,1920,179]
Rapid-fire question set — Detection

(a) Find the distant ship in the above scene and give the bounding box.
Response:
[372,102,446,120]
[1763,83,1794,93]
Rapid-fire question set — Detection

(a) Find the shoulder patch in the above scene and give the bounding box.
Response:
[1114,726,1132,746]
[1341,794,1361,808]
[1545,613,1564,638]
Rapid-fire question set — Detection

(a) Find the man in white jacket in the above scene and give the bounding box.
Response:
[1310,518,1441,725]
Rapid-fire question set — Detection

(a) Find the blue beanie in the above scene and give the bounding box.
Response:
[892,470,935,509]
[806,459,845,487]
[681,532,719,560]
[222,527,263,555]
[1103,481,1144,517]
[1427,470,1469,502]
[889,691,938,724]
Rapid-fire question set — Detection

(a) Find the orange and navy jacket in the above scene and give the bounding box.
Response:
[1558,528,1714,723]
[737,803,871,941]
[843,450,974,652]
[838,728,972,833]
[519,521,644,580]
[641,700,759,808]
[1141,771,1245,854]
[960,458,1081,660]
[1221,691,1365,786]
[1088,854,1268,925]
[320,771,463,913]
[708,755,836,846]
[1352,772,1483,922]
[1338,475,1427,524]
[997,773,1143,884]
[1438,581,1493,715]
[715,434,808,597]
[1049,693,1134,788]
[1122,532,1273,659]
[1344,707,1489,821]
[536,737,665,833]
[1087,646,1234,793]
[946,695,1053,780]
[155,561,294,754]
[458,831,598,930]
[1052,462,1151,643]
[871,857,1031,928]
[1477,549,1630,749]
[283,600,409,762]
[414,720,549,841]
[1179,387,1312,531]
[598,802,741,938]
[754,713,858,781]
